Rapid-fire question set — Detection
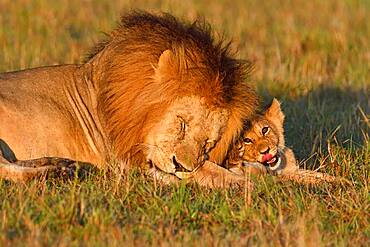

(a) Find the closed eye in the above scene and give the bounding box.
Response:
[177,116,186,140]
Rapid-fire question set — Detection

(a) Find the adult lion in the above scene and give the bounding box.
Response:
[0,12,258,187]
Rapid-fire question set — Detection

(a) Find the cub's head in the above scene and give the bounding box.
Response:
[237,99,285,170]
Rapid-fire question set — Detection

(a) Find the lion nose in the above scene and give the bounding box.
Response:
[259,147,270,154]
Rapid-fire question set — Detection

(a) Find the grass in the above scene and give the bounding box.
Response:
[0,0,369,246]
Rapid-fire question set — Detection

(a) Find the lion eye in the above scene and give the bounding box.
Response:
[262,126,269,135]
[243,137,253,144]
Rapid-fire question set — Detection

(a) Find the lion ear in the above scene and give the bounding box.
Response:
[264,98,285,128]
[157,49,175,71]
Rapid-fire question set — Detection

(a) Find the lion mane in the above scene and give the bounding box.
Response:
[88,12,258,165]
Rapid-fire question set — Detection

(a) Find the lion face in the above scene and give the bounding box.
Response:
[145,96,229,173]
[238,99,285,170]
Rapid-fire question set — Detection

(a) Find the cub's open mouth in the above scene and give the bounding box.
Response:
[261,153,280,168]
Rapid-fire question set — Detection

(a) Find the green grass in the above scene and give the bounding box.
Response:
[0,0,369,246]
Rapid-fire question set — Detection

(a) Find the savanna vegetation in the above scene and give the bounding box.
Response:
[0,0,369,246]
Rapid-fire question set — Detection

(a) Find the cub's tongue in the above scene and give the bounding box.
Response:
[262,153,273,163]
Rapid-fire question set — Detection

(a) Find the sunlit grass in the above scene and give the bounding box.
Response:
[0,0,369,245]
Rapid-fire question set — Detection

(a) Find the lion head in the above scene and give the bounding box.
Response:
[232,99,285,171]
[85,12,258,174]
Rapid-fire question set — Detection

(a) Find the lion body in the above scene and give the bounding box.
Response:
[0,65,105,165]
[0,12,259,187]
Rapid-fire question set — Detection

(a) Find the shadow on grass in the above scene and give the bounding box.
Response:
[260,86,369,168]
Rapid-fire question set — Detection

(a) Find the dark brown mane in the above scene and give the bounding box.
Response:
[86,11,258,164]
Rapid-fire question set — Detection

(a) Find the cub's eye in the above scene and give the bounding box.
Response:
[177,116,186,140]
[262,126,269,135]
[243,137,253,144]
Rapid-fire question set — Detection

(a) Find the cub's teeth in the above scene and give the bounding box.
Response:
[267,157,277,164]
[269,157,281,171]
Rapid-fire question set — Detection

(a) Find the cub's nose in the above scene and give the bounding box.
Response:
[259,146,270,154]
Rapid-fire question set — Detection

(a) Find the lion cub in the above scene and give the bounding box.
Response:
[228,99,298,176]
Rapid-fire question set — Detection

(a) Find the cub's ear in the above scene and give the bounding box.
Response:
[264,98,285,128]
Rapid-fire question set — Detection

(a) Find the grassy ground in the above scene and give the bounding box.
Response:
[0,0,369,246]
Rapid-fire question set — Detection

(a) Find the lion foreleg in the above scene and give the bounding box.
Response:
[176,161,254,189]
[146,166,180,185]
[229,161,268,176]
[275,149,345,184]
[0,157,94,182]
[276,169,346,185]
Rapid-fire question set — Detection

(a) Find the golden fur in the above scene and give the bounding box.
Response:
[0,12,258,187]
